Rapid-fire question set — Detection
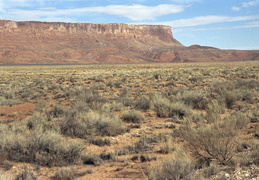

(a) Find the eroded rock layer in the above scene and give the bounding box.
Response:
[0,20,258,64]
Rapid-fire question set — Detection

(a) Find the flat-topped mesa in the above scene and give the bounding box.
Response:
[0,20,178,43]
[3,20,257,64]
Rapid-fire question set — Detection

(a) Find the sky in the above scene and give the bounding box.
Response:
[0,0,259,50]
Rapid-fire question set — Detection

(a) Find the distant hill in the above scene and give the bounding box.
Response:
[0,20,258,64]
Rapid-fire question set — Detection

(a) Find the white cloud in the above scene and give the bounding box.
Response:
[0,0,5,12]
[0,0,92,10]
[39,16,75,22]
[231,0,259,11]
[170,0,201,4]
[231,6,241,11]
[245,21,259,27]
[224,46,259,50]
[97,4,184,21]
[0,0,34,10]
[242,0,259,7]
[153,15,259,28]
[3,4,185,22]
[174,22,259,33]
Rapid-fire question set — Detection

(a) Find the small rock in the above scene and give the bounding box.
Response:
[225,173,230,178]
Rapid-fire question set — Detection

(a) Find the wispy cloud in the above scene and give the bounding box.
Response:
[170,0,202,4]
[0,2,4,12]
[94,4,185,21]
[224,46,259,50]
[242,0,259,7]
[153,15,259,28]
[1,4,185,22]
[232,0,259,11]
[173,21,259,33]
[231,6,241,11]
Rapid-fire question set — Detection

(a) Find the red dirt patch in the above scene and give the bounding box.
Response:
[0,102,35,120]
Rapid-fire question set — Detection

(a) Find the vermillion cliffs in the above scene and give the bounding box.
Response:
[0,20,259,64]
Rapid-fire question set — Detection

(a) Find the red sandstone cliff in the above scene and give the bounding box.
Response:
[0,20,258,64]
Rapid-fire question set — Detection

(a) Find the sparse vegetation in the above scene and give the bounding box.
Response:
[121,110,144,123]
[53,168,76,180]
[178,118,240,165]
[158,134,175,154]
[152,95,191,118]
[0,62,258,179]
[0,129,84,166]
[148,159,196,180]
[60,110,126,138]
[15,168,38,180]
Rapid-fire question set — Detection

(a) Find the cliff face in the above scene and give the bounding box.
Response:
[0,20,184,64]
[0,20,258,64]
[0,20,177,42]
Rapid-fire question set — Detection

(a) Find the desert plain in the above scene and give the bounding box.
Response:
[0,61,258,179]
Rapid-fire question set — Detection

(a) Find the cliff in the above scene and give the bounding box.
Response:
[0,20,179,42]
[0,20,258,64]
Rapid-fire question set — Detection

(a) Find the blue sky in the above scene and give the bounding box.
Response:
[0,0,259,50]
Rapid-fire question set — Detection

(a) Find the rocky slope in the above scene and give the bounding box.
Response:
[0,20,258,64]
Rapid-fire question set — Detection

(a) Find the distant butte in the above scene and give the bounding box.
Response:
[0,20,258,64]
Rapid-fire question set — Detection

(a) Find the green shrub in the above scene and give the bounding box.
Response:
[223,90,240,109]
[0,129,84,166]
[61,110,126,138]
[116,137,155,156]
[0,97,20,106]
[153,95,191,118]
[60,110,92,139]
[119,97,134,107]
[19,88,34,99]
[100,151,117,161]
[205,100,225,123]
[121,110,144,123]
[238,89,255,103]
[202,162,220,178]
[158,133,175,154]
[178,119,239,165]
[25,112,59,132]
[212,81,242,108]
[70,87,108,112]
[110,101,124,111]
[143,155,157,162]
[107,79,124,88]
[250,141,259,165]
[53,168,76,180]
[119,88,130,97]
[15,168,37,180]
[90,138,111,146]
[34,100,47,113]
[0,171,13,180]
[153,73,161,80]
[224,112,250,130]
[235,79,259,89]
[133,138,154,153]
[148,159,195,180]
[213,81,254,108]
[213,81,235,94]
[2,86,18,100]
[82,154,103,166]
[47,104,67,118]
[247,108,259,123]
[236,140,259,166]
[2,160,13,171]
[175,90,208,109]
[135,95,151,111]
